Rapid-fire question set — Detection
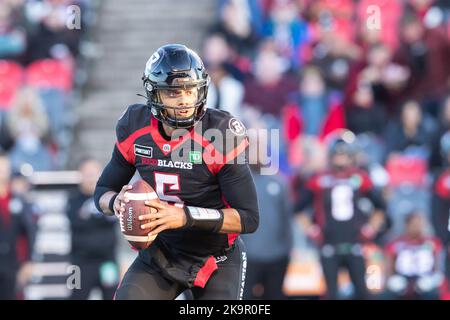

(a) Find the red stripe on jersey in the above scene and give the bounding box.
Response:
[358,170,373,192]
[0,190,11,228]
[221,195,239,247]
[116,126,152,164]
[193,256,218,288]
[215,138,249,173]
[16,235,29,263]
[313,189,326,230]
[435,170,450,198]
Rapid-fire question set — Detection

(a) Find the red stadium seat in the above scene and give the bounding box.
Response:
[0,60,23,110]
[25,59,73,92]
[386,155,428,188]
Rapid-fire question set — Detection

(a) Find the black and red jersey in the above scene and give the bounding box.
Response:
[432,169,450,245]
[0,189,36,272]
[94,104,258,288]
[295,168,386,245]
[385,236,442,277]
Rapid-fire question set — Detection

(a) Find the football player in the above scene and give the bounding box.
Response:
[431,131,450,298]
[295,130,387,299]
[94,44,259,300]
[0,151,36,300]
[384,212,443,300]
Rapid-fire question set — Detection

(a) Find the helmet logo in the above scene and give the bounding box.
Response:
[145,51,161,74]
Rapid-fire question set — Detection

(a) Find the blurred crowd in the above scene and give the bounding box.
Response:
[0,0,101,300]
[205,0,450,300]
[2,0,450,300]
[0,0,97,173]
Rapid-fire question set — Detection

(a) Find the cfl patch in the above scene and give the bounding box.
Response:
[134,144,153,158]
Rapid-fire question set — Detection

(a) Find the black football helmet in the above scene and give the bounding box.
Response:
[327,129,357,156]
[142,44,210,128]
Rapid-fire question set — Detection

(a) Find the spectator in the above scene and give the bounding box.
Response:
[214,0,259,56]
[384,100,436,161]
[0,1,26,61]
[282,65,345,170]
[394,12,450,116]
[7,87,49,140]
[345,43,410,117]
[346,83,387,137]
[67,158,119,300]
[25,1,81,63]
[429,95,450,172]
[261,0,309,68]
[6,87,53,172]
[203,34,245,117]
[312,34,360,93]
[384,212,444,300]
[243,42,297,117]
[0,151,36,300]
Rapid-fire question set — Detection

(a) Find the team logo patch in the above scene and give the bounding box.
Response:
[163,144,171,152]
[134,144,153,158]
[229,118,246,136]
[189,151,202,164]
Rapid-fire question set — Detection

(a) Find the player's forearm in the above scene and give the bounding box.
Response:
[219,208,242,234]
[98,191,117,216]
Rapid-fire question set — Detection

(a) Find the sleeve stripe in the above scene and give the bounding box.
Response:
[116,141,131,163]
[116,126,152,164]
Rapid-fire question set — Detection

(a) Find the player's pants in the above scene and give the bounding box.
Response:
[70,259,119,300]
[115,238,247,300]
[0,270,17,300]
[320,243,368,300]
[244,256,289,300]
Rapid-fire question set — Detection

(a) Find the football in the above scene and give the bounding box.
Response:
[119,179,159,250]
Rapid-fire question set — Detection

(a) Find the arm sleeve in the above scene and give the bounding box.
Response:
[19,201,37,262]
[366,188,386,211]
[294,184,314,214]
[217,163,259,234]
[94,145,136,214]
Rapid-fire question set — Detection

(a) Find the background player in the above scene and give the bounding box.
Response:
[295,130,388,299]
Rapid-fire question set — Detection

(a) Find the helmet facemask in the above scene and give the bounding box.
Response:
[146,76,209,129]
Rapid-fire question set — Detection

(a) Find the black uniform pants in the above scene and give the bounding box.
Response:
[115,238,247,300]
[320,244,368,300]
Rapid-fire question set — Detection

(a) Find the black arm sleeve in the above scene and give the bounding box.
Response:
[366,188,386,211]
[217,163,259,234]
[94,145,136,214]
[294,186,314,214]
[19,200,37,262]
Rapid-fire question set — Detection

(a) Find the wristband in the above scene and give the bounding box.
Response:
[183,206,224,233]
[109,193,118,214]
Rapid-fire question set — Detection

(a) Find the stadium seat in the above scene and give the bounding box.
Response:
[0,60,23,110]
[386,154,428,188]
[25,59,73,92]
